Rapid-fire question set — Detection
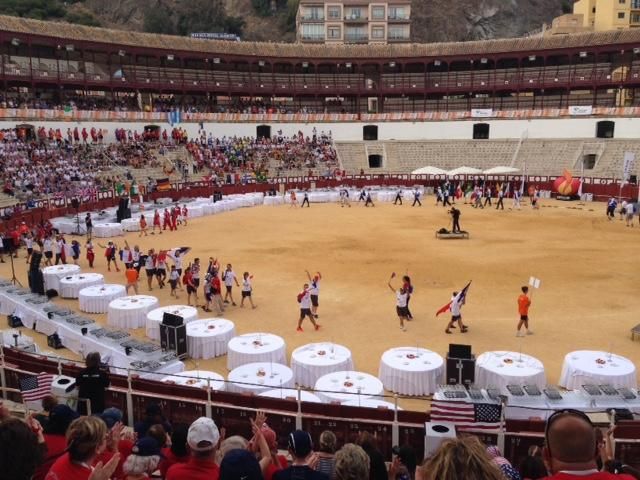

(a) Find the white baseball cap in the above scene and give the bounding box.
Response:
[187,417,220,451]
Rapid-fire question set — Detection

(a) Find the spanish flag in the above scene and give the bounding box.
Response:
[156,178,171,192]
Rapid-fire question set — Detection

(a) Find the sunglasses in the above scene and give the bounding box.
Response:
[544,409,594,452]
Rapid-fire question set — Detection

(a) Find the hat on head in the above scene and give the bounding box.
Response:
[187,417,220,451]
[288,430,313,458]
[100,407,123,429]
[131,436,163,457]
[220,449,262,480]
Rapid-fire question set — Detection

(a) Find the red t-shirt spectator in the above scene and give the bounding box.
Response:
[159,447,189,478]
[44,452,93,480]
[544,473,636,480]
[264,455,289,480]
[33,434,67,480]
[166,457,220,480]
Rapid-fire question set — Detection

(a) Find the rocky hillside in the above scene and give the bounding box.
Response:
[7,0,573,43]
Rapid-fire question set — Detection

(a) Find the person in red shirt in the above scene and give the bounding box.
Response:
[90,127,97,143]
[139,214,148,237]
[163,208,172,231]
[184,267,197,306]
[73,127,80,142]
[33,405,79,480]
[45,416,120,480]
[166,417,220,480]
[517,286,532,337]
[159,425,190,478]
[81,127,88,143]
[543,410,636,480]
[181,205,188,226]
[171,206,179,231]
[152,210,162,234]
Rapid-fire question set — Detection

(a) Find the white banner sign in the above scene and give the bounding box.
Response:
[623,151,636,182]
[568,105,593,116]
[471,108,494,118]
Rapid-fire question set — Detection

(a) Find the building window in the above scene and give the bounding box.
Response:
[302,23,325,40]
[303,6,324,20]
[388,6,406,19]
[618,11,626,18]
[327,26,341,39]
[633,0,640,8]
[632,12,640,22]
[371,26,385,39]
[389,25,409,40]
[327,6,341,19]
[347,8,362,19]
[345,27,367,41]
[619,0,626,4]
[371,6,385,19]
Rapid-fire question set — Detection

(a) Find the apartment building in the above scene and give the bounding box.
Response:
[573,0,640,31]
[296,1,411,44]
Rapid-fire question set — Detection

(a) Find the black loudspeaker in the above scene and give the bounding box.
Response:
[446,355,476,386]
[119,197,129,210]
[28,269,45,295]
[7,315,23,328]
[162,312,183,327]
[2,238,15,254]
[81,328,88,336]
[46,289,58,299]
[448,344,472,360]
[596,120,615,139]
[71,198,80,209]
[47,333,64,349]
[30,251,43,271]
[213,192,223,202]
[159,324,187,357]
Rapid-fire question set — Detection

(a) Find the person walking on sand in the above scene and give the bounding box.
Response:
[296,284,320,332]
[388,273,409,332]
[240,272,257,309]
[222,263,240,306]
[305,270,321,318]
[516,286,533,337]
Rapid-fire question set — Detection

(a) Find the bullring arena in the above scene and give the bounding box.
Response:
[0,13,639,474]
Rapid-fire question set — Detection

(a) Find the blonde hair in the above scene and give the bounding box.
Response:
[335,444,370,480]
[66,416,107,463]
[421,436,504,480]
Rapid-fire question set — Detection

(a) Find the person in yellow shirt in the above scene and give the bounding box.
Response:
[516,286,532,337]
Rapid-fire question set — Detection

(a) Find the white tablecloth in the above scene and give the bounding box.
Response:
[343,398,403,410]
[378,347,444,396]
[43,265,81,291]
[559,350,637,390]
[263,196,284,206]
[475,351,547,390]
[93,222,123,238]
[227,362,294,394]
[59,273,104,299]
[186,319,236,359]
[121,218,140,232]
[291,343,354,388]
[161,370,226,390]
[227,333,286,370]
[258,388,322,403]
[146,305,198,340]
[79,284,126,313]
[51,218,84,235]
[314,371,384,403]
[107,295,160,329]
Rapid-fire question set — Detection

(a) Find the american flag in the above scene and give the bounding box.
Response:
[19,373,55,402]
[430,400,502,431]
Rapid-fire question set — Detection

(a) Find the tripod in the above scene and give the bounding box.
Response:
[72,198,82,236]
[7,245,22,287]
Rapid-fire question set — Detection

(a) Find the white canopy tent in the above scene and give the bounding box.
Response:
[447,166,483,176]
[482,166,520,174]
[411,166,449,175]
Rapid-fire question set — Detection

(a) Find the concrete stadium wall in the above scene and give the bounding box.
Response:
[1,116,640,142]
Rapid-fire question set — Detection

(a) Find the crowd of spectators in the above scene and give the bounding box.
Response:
[0,93,139,112]
[0,369,638,480]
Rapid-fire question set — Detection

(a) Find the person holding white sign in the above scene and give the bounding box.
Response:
[517,286,533,337]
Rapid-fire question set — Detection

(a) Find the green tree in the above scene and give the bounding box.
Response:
[65,11,101,26]
[144,7,175,34]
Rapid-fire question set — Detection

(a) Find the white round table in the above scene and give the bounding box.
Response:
[378,347,444,396]
[93,223,123,238]
[43,265,81,291]
[227,333,286,370]
[186,319,236,359]
[121,218,140,232]
[79,284,126,313]
[559,350,637,390]
[343,398,403,410]
[227,362,294,394]
[263,196,284,206]
[291,343,354,388]
[146,305,199,340]
[258,388,322,403]
[475,351,547,390]
[59,273,105,299]
[161,370,225,391]
[314,371,384,404]
[107,295,160,329]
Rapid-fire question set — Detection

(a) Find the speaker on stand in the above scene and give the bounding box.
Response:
[160,312,187,358]
[446,344,476,386]
[28,251,44,295]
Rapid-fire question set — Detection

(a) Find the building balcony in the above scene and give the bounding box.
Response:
[344,33,369,42]
[388,34,411,42]
[344,16,368,22]
[300,14,325,21]
[388,14,410,22]
[300,34,326,42]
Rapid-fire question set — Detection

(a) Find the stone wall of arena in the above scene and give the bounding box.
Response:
[2,116,640,142]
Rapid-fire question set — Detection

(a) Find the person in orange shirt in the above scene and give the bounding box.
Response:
[125,264,139,295]
[516,286,532,337]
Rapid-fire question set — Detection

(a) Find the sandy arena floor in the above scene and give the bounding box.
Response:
[3,197,639,411]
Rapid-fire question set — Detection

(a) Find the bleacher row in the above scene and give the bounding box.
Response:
[335,138,640,178]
